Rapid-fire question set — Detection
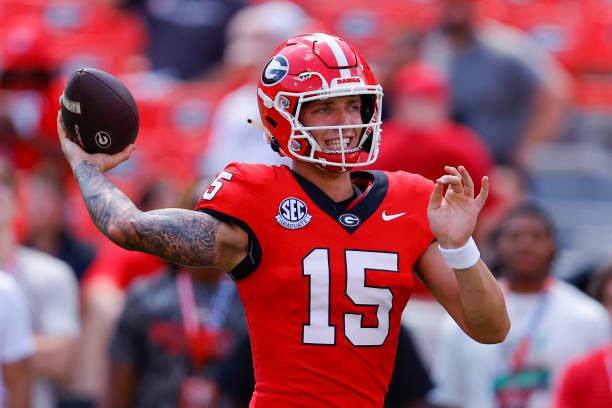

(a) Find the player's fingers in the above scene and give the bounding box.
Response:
[438,174,463,194]
[475,176,490,208]
[428,181,444,209]
[99,144,134,172]
[57,111,77,154]
[125,144,136,158]
[444,166,460,176]
[458,166,474,198]
[436,175,462,185]
[57,111,68,141]
[114,144,135,163]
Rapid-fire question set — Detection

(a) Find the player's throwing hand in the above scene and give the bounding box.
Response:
[57,112,135,173]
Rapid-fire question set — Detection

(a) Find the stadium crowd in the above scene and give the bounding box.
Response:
[1,0,612,407]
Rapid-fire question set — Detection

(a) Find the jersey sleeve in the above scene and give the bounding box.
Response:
[195,162,263,280]
[195,162,255,221]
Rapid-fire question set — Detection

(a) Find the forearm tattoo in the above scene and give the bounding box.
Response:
[133,208,219,266]
[73,161,218,266]
[73,161,134,236]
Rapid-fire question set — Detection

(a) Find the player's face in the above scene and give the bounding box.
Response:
[495,214,555,280]
[299,95,363,153]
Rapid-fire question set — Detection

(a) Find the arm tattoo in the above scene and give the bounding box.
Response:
[73,160,219,266]
[73,161,135,236]
[129,209,219,266]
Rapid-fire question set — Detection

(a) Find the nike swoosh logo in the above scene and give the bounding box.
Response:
[382,210,406,221]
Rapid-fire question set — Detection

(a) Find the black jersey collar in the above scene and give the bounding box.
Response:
[288,168,389,234]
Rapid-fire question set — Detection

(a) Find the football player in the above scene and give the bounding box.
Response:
[58,33,509,407]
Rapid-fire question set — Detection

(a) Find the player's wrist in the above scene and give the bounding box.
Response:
[438,236,480,270]
[72,159,103,175]
[438,237,470,249]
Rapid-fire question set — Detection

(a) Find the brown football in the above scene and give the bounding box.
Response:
[60,67,139,154]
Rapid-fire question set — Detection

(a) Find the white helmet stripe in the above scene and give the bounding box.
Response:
[316,33,351,78]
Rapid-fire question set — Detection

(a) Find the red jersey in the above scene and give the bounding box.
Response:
[195,163,434,407]
[552,345,612,408]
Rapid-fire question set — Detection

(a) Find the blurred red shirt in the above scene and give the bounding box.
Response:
[552,345,612,408]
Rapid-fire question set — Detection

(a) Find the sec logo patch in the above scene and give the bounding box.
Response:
[276,197,312,229]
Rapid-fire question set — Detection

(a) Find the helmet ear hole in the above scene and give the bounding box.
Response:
[270,137,281,153]
[265,116,277,128]
[362,132,373,153]
[359,94,377,153]
[360,95,375,124]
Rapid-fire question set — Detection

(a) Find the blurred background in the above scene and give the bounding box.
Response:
[1,0,612,407]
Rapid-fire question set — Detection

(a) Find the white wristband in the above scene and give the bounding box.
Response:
[438,237,481,269]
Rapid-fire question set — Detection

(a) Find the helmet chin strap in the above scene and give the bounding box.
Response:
[315,163,350,173]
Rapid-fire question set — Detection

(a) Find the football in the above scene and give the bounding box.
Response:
[60,67,139,154]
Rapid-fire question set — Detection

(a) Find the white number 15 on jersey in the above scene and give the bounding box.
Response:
[303,249,398,347]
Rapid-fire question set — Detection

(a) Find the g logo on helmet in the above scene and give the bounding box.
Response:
[262,55,289,86]
[95,131,111,149]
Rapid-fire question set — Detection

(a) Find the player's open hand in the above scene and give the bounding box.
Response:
[57,111,135,173]
[427,166,489,248]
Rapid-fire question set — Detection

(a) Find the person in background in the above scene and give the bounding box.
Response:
[587,261,612,317]
[551,261,612,408]
[23,161,96,281]
[429,201,610,408]
[0,272,34,408]
[422,0,566,169]
[0,14,62,171]
[119,0,246,80]
[0,156,80,408]
[105,264,246,408]
[198,1,313,180]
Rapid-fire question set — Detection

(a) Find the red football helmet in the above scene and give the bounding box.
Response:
[256,32,383,172]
